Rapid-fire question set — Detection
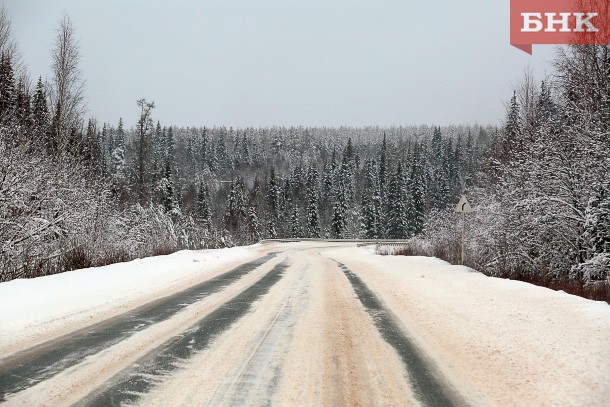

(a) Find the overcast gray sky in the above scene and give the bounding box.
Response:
[6,0,556,128]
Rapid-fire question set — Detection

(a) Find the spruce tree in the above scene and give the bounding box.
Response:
[224,179,245,235]
[0,53,16,123]
[280,180,293,237]
[162,159,179,216]
[321,161,334,201]
[32,77,49,126]
[463,130,474,187]
[216,131,230,170]
[450,136,462,198]
[408,152,425,236]
[97,123,108,175]
[84,118,97,163]
[240,133,251,165]
[431,126,443,161]
[378,133,388,201]
[267,169,280,222]
[438,139,452,206]
[535,81,556,130]
[152,122,164,181]
[331,184,348,238]
[165,126,175,162]
[111,119,125,173]
[201,127,209,170]
[196,182,213,231]
[502,92,521,159]
[267,220,277,239]
[386,163,408,239]
[247,206,262,243]
[361,159,381,238]
[289,205,303,238]
[429,127,447,209]
[340,146,355,203]
[305,166,321,238]
[15,78,31,129]
[208,136,219,172]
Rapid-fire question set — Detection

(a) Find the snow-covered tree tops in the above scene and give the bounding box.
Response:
[419,45,610,294]
[1,27,492,280]
[3,4,605,299]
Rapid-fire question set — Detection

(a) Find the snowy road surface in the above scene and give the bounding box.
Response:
[0,242,609,406]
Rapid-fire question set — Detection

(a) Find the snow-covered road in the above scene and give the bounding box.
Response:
[0,242,608,406]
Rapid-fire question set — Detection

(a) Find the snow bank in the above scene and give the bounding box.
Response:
[0,246,257,355]
[326,247,610,406]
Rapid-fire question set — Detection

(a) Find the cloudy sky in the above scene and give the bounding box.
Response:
[6,0,556,128]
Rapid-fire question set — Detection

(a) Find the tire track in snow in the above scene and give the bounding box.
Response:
[0,253,277,402]
[208,263,309,406]
[79,260,290,406]
[335,261,466,407]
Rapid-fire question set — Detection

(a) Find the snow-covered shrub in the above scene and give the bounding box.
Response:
[116,203,178,257]
[570,254,610,283]
[419,207,461,264]
[0,128,109,279]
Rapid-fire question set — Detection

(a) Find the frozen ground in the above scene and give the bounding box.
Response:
[0,242,608,406]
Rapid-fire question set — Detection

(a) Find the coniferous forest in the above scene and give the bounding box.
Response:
[0,10,608,301]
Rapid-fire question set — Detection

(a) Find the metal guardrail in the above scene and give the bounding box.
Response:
[259,238,409,247]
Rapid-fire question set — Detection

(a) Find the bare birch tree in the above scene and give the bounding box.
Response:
[49,14,85,155]
[135,98,155,204]
[0,5,23,76]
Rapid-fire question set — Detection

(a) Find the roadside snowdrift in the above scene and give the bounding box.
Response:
[0,246,256,356]
[325,247,610,406]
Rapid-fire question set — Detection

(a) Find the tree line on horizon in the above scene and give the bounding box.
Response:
[86,118,491,244]
[0,8,607,302]
[0,9,490,281]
